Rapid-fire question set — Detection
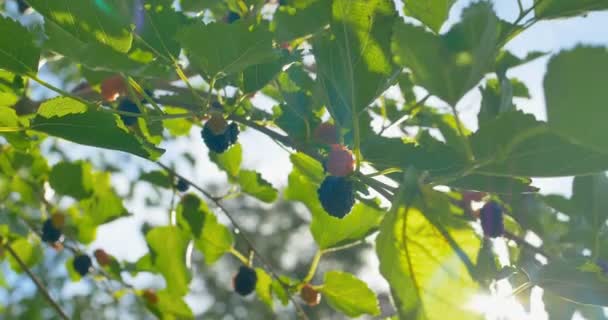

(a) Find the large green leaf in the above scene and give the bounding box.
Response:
[272,0,331,42]
[27,0,133,52]
[376,187,481,320]
[392,3,508,105]
[43,21,168,77]
[136,2,186,59]
[402,0,456,33]
[0,16,40,74]
[285,153,385,249]
[545,47,608,154]
[146,226,191,296]
[49,161,94,199]
[537,261,608,306]
[177,21,275,76]
[534,0,608,19]
[30,97,163,159]
[313,0,396,128]
[176,194,233,265]
[361,134,468,179]
[470,111,608,177]
[319,271,380,317]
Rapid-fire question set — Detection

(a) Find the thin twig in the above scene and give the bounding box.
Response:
[504,231,551,260]
[155,162,310,320]
[5,243,70,320]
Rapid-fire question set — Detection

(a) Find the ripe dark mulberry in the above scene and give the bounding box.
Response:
[41,219,61,243]
[175,177,190,192]
[225,11,241,24]
[317,176,355,218]
[480,202,504,238]
[233,266,257,296]
[201,117,239,154]
[16,0,30,13]
[73,254,93,276]
[118,99,140,126]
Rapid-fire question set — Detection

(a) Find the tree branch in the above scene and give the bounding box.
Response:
[5,243,70,320]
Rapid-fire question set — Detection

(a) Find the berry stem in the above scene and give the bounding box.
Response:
[229,247,249,265]
[303,250,322,284]
[4,243,70,320]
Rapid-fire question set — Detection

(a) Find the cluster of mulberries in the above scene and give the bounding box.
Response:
[201,113,239,153]
[314,123,356,218]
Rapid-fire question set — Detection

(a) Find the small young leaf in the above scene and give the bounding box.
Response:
[146,226,191,297]
[319,271,380,317]
[237,170,278,203]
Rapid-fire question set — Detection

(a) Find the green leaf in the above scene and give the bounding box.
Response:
[0,71,23,108]
[448,174,535,195]
[392,3,508,105]
[177,195,233,264]
[163,107,193,137]
[49,161,94,199]
[177,21,275,76]
[136,2,185,59]
[313,0,396,128]
[0,106,29,148]
[272,0,331,42]
[402,0,456,33]
[27,0,133,52]
[471,111,608,177]
[319,271,380,317]
[76,171,128,243]
[43,21,168,77]
[243,57,289,94]
[537,261,608,306]
[153,290,194,319]
[210,143,242,178]
[146,226,191,296]
[177,194,205,239]
[237,170,278,203]
[8,239,42,273]
[285,153,384,249]
[255,268,273,309]
[139,170,172,189]
[361,134,467,179]
[0,16,40,74]
[376,187,481,320]
[534,0,608,19]
[545,47,608,154]
[30,97,164,159]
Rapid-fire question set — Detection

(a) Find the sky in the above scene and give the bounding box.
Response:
[3,0,608,318]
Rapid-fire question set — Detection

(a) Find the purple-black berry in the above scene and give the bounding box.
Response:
[118,99,140,126]
[317,176,355,218]
[225,11,241,24]
[480,201,504,238]
[175,177,190,192]
[41,219,62,243]
[73,254,93,276]
[201,119,239,154]
[233,266,257,296]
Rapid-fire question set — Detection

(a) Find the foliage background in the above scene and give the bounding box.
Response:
[0,0,608,319]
